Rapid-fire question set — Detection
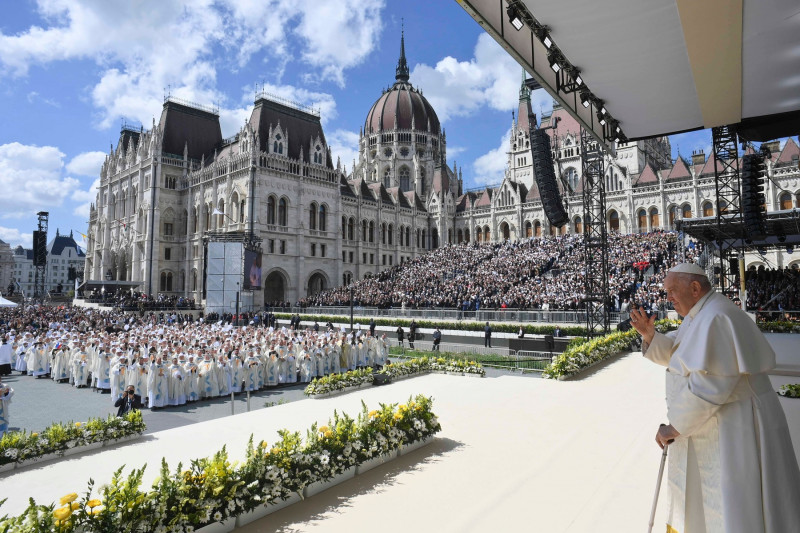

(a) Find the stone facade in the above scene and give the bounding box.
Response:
[84,37,800,309]
[10,230,85,296]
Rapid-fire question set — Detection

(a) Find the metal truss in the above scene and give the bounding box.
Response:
[580,128,610,336]
[710,126,742,296]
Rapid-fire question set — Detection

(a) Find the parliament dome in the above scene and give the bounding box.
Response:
[364,33,440,136]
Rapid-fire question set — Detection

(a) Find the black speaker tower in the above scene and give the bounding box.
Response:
[530,128,569,227]
[740,153,767,241]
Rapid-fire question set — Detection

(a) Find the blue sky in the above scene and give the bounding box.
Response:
[0,0,714,251]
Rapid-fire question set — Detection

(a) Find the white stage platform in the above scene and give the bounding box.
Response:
[4,346,800,532]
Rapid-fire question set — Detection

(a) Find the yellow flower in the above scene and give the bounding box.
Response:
[59,493,79,505]
[393,413,403,421]
[398,404,407,411]
[319,425,330,433]
[53,506,72,520]
[87,499,102,508]
[368,410,378,418]
[324,430,333,438]
[91,506,105,515]
[70,502,81,511]
[260,441,268,449]
[31,432,38,437]
[74,422,82,427]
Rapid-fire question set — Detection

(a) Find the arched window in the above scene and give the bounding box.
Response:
[217,201,225,228]
[780,192,792,210]
[564,167,579,191]
[669,205,678,228]
[341,216,346,239]
[159,272,173,292]
[405,226,410,247]
[483,226,490,242]
[464,228,470,243]
[239,200,245,223]
[638,209,647,231]
[192,206,198,233]
[608,210,620,232]
[381,223,387,245]
[431,228,438,248]
[534,221,542,237]
[192,270,198,291]
[649,207,659,229]
[309,202,317,230]
[388,224,394,245]
[475,226,482,243]
[422,229,427,249]
[702,201,714,217]
[525,221,532,238]
[574,216,583,234]
[796,192,800,208]
[267,196,276,225]
[348,218,355,241]
[457,229,463,243]
[682,204,692,219]
[399,166,410,191]
[205,205,211,231]
[278,198,287,226]
[319,205,327,231]
[369,221,375,243]
[362,220,368,242]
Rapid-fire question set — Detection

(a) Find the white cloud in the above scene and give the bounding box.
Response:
[410,33,523,123]
[0,1,385,128]
[0,226,33,249]
[327,129,360,172]
[472,128,511,186]
[0,142,80,218]
[66,151,106,176]
[71,178,100,218]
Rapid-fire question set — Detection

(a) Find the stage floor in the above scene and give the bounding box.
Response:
[4,348,799,532]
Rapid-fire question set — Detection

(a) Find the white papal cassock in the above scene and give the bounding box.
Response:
[645,291,800,533]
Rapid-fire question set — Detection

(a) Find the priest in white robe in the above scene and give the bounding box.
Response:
[631,263,800,533]
[0,381,12,437]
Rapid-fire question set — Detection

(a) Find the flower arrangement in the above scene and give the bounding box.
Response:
[303,357,485,397]
[0,411,145,467]
[303,368,374,395]
[542,319,680,380]
[778,384,800,398]
[0,395,441,533]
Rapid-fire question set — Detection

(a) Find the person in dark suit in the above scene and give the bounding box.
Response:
[432,327,442,351]
[484,322,492,348]
[369,318,376,337]
[409,320,417,349]
[115,385,143,416]
[396,326,405,348]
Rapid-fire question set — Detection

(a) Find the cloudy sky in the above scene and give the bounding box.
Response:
[0,0,715,250]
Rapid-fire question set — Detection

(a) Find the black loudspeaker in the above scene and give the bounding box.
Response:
[741,153,767,241]
[32,231,47,266]
[530,128,569,227]
[729,258,739,273]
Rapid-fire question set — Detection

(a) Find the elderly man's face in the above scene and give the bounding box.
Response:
[664,273,704,317]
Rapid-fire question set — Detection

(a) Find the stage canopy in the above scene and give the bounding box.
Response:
[456,0,800,149]
[0,295,17,307]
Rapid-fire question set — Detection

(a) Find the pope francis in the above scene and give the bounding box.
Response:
[630,263,800,533]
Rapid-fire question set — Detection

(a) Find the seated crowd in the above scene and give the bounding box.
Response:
[0,306,387,410]
[301,231,701,313]
[745,266,800,314]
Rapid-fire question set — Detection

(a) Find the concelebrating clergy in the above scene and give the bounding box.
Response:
[630,262,800,533]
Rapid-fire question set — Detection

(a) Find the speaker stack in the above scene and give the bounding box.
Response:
[530,128,569,228]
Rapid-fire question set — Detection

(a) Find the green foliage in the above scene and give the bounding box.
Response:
[0,411,145,466]
[778,384,800,398]
[0,397,441,532]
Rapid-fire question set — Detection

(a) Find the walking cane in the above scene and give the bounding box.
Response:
[647,439,672,533]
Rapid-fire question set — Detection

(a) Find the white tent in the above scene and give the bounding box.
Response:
[0,295,17,307]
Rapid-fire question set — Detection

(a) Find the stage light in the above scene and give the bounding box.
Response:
[597,110,606,126]
[580,91,591,108]
[507,5,524,31]
[600,106,607,115]
[570,68,583,86]
[548,50,561,73]
[542,33,553,49]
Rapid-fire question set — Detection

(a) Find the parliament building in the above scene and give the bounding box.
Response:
[84,35,800,308]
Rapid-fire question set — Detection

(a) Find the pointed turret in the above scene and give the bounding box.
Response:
[395,29,410,83]
[517,69,533,132]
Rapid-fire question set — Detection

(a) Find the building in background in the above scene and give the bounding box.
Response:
[11,230,85,297]
[0,239,13,296]
[85,34,800,307]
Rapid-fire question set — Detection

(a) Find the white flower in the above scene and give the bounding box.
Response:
[213,511,223,522]
[320,455,330,465]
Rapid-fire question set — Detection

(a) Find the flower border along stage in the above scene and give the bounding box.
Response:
[303,357,485,396]
[542,319,680,380]
[0,411,145,469]
[0,395,441,533]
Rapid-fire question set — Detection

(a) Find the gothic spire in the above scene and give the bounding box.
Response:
[519,68,530,101]
[395,26,410,83]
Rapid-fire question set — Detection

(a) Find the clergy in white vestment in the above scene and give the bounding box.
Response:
[72,346,90,387]
[148,358,169,408]
[216,356,232,396]
[110,355,129,402]
[168,356,186,406]
[0,381,12,437]
[243,352,260,392]
[95,347,111,390]
[128,357,150,398]
[31,342,49,377]
[184,359,200,402]
[198,355,220,398]
[0,337,13,376]
[229,354,243,394]
[630,263,800,533]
